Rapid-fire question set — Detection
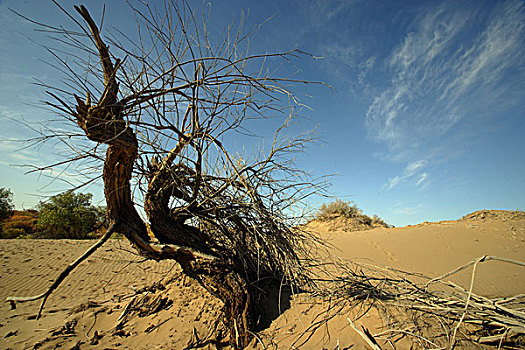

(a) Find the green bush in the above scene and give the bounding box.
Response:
[1,227,25,239]
[36,191,105,239]
[0,188,15,223]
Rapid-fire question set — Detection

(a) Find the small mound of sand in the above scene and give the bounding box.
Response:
[461,209,525,222]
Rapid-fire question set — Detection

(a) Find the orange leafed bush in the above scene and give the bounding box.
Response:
[1,210,39,238]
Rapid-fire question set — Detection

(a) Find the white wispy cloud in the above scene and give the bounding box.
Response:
[383,160,427,190]
[320,43,377,91]
[406,160,426,174]
[393,204,424,216]
[365,0,525,154]
[304,0,361,28]
[415,173,429,187]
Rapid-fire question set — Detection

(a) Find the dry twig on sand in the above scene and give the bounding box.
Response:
[286,255,525,349]
[347,256,524,348]
[6,221,119,318]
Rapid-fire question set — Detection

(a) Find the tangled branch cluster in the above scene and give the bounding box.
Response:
[309,256,525,349]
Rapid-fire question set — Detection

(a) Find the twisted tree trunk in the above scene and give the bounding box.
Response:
[73,5,251,348]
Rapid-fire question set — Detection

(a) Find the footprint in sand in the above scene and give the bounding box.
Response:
[437,232,452,251]
[369,241,398,262]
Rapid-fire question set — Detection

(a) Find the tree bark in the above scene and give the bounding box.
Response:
[72,5,251,348]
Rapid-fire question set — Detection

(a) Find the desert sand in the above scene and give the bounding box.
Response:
[1,210,524,349]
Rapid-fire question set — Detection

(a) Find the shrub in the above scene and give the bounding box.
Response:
[317,199,361,220]
[1,227,25,239]
[0,188,15,223]
[314,200,392,229]
[371,214,390,227]
[36,191,105,239]
[1,210,39,238]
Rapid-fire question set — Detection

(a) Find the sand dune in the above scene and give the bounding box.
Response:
[1,210,523,349]
[313,210,525,297]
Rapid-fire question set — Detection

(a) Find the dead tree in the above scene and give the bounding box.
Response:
[11,2,325,348]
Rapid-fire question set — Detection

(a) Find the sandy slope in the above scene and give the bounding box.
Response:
[311,210,525,297]
[0,210,523,349]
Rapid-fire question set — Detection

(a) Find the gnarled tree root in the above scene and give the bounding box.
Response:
[179,258,251,349]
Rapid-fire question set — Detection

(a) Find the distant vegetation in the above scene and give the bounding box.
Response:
[0,188,14,223]
[0,190,106,239]
[36,192,106,239]
[1,209,39,238]
[314,199,391,228]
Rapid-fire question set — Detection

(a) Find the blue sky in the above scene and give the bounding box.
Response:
[1,0,524,227]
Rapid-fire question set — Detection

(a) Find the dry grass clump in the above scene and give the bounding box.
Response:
[370,214,389,227]
[314,200,391,229]
[317,199,361,219]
